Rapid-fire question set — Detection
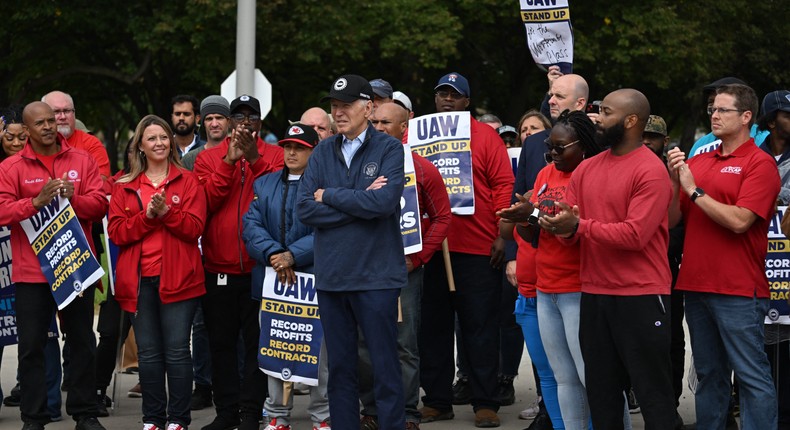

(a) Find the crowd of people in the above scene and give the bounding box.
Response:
[0,66,787,430]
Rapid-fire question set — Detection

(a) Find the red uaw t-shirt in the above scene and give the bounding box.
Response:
[676,139,780,298]
[530,164,581,293]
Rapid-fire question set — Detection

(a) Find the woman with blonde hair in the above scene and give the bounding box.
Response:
[108,115,207,430]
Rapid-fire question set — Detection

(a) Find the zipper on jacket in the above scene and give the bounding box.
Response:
[133,190,144,316]
[237,161,246,273]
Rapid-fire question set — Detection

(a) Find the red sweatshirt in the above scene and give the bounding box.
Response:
[0,136,108,283]
[193,137,283,274]
[562,145,672,295]
[447,119,513,255]
[408,153,452,267]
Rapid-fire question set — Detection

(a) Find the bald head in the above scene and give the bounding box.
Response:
[371,102,408,140]
[23,102,58,150]
[42,90,76,138]
[548,74,589,120]
[605,88,651,130]
[300,107,333,140]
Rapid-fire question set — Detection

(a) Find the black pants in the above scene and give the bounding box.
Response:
[16,283,98,424]
[95,289,133,392]
[580,293,676,430]
[202,271,266,420]
[419,253,501,412]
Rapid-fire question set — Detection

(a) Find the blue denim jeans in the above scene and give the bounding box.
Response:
[685,292,777,430]
[514,294,564,429]
[537,291,591,430]
[132,277,198,428]
[191,302,212,387]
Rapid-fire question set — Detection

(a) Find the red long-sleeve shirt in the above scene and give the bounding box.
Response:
[408,153,451,267]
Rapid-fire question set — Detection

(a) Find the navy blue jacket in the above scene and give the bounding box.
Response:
[296,124,407,292]
[243,169,314,300]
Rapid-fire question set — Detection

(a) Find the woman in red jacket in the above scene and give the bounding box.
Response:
[108,115,207,430]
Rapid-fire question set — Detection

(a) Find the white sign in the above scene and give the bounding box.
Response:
[221,69,273,120]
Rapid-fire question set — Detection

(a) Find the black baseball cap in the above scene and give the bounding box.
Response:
[321,75,373,103]
[230,94,261,114]
[279,123,319,149]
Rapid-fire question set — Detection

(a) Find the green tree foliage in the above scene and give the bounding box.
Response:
[1,0,787,168]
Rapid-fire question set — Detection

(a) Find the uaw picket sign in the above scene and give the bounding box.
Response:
[401,140,423,255]
[765,205,790,325]
[20,197,104,310]
[259,267,324,386]
[520,0,574,74]
[409,112,475,215]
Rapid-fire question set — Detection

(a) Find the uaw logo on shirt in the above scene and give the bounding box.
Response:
[363,162,379,177]
[721,166,742,174]
[289,126,304,136]
[68,170,78,180]
[171,194,180,205]
[334,78,347,90]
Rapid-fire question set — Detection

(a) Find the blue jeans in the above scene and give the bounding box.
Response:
[132,277,198,428]
[191,302,212,387]
[514,295,564,429]
[685,292,777,430]
[537,291,591,430]
[360,267,422,423]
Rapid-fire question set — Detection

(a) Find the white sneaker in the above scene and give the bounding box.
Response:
[166,424,186,430]
[142,424,161,430]
[519,395,542,420]
[264,418,291,430]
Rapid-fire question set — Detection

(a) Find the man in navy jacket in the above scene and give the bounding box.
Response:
[297,74,407,430]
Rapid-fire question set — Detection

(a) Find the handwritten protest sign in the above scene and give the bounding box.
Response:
[520,0,574,74]
[259,267,324,385]
[401,142,423,255]
[765,205,790,325]
[20,197,104,310]
[409,112,474,215]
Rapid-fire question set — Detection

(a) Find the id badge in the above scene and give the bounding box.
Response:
[217,273,228,286]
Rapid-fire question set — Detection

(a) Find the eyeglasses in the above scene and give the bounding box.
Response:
[53,108,75,116]
[707,106,743,116]
[435,90,466,100]
[544,138,579,154]
[230,113,261,122]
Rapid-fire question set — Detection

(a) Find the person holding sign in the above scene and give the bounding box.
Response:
[417,72,513,428]
[667,84,780,430]
[108,115,207,430]
[0,102,108,430]
[242,123,330,430]
[297,74,407,430]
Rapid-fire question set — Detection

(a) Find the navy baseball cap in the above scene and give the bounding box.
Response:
[321,75,373,103]
[370,79,394,99]
[761,90,790,116]
[434,72,470,98]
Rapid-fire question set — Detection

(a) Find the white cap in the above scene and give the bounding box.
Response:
[392,91,413,112]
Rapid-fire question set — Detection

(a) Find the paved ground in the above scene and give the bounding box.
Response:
[0,332,699,430]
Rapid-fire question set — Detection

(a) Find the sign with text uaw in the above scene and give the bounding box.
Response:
[20,197,104,310]
[409,112,475,215]
[765,205,790,325]
[0,226,17,346]
[401,143,423,255]
[520,0,574,74]
[259,267,324,385]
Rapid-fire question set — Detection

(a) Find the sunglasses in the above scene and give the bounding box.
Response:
[544,138,579,154]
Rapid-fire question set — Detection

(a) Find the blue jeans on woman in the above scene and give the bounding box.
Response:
[514,294,564,429]
[537,291,591,430]
[132,277,198,429]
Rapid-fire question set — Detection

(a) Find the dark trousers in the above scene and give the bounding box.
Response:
[95,289,133,392]
[580,293,676,430]
[669,287,686,407]
[499,275,524,377]
[202,271,266,420]
[420,252,501,412]
[319,288,404,430]
[16,282,98,424]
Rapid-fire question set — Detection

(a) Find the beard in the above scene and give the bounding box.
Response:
[594,121,625,149]
[57,125,73,138]
[174,122,195,136]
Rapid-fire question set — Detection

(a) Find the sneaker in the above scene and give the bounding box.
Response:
[97,392,111,417]
[473,409,500,428]
[519,396,542,420]
[75,417,107,430]
[263,418,291,430]
[451,377,472,405]
[239,413,261,430]
[4,383,21,407]
[128,383,143,398]
[313,421,331,430]
[495,374,515,406]
[419,406,454,423]
[21,423,45,430]
[627,388,640,414]
[360,415,378,430]
[167,424,187,430]
[143,424,162,430]
[405,423,420,430]
[190,384,213,411]
[50,414,63,422]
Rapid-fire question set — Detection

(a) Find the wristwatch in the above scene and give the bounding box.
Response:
[690,187,705,202]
